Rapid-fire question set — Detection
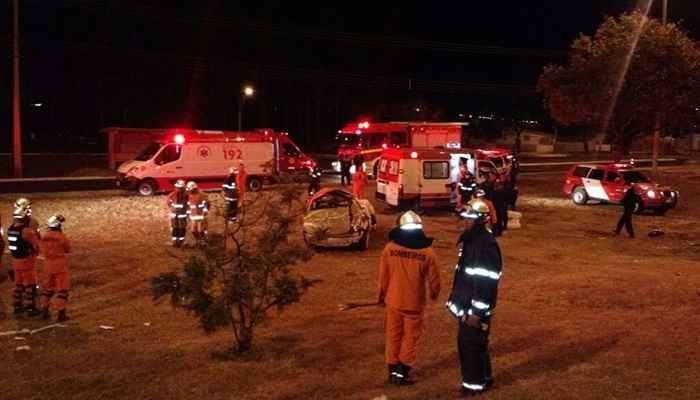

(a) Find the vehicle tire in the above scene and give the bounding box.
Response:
[654,207,668,216]
[247,177,263,192]
[357,229,371,251]
[137,179,157,196]
[571,187,588,205]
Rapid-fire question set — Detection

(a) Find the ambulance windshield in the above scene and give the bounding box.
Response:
[621,170,650,183]
[135,142,162,161]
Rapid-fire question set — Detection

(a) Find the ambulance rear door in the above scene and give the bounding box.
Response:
[385,158,400,206]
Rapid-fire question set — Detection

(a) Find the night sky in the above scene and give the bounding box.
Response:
[1,1,698,152]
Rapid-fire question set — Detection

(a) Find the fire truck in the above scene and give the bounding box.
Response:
[116,129,316,196]
[334,121,467,177]
[375,147,508,209]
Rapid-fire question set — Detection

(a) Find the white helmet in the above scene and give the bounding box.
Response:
[186,181,198,191]
[47,214,66,229]
[459,199,490,222]
[398,211,423,231]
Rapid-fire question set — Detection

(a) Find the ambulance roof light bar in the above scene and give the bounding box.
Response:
[174,133,186,145]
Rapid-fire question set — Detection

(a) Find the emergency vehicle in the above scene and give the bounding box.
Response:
[563,163,679,214]
[334,121,467,177]
[375,147,504,209]
[117,129,316,196]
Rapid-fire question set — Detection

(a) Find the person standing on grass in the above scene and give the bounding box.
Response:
[237,161,248,207]
[378,211,441,386]
[446,199,503,397]
[7,206,41,316]
[339,154,352,186]
[614,187,638,238]
[39,215,71,322]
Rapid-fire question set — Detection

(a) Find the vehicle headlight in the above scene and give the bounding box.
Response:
[646,190,656,198]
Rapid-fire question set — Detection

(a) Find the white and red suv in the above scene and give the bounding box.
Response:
[563,163,678,214]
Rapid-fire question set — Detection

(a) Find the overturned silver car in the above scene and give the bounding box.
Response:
[303,188,376,250]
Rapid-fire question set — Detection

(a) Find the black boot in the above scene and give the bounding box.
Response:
[387,364,399,385]
[40,307,50,320]
[396,363,416,386]
[57,310,68,322]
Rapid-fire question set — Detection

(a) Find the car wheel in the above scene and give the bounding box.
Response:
[572,187,588,205]
[654,207,668,216]
[138,179,157,196]
[247,177,263,192]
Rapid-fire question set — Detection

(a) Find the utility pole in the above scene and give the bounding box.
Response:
[13,0,23,178]
[652,0,668,178]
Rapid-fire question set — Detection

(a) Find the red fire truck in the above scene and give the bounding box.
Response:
[116,129,316,195]
[334,121,467,177]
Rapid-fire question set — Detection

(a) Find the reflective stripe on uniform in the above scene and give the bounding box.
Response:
[464,267,501,280]
[189,215,205,221]
[463,383,484,391]
[8,236,17,241]
[471,300,490,310]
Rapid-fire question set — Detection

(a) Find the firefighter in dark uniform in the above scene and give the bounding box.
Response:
[222,167,240,221]
[456,168,477,210]
[491,173,508,237]
[446,199,503,397]
[340,154,352,186]
[167,179,189,247]
[7,206,41,316]
[308,166,322,197]
[615,187,638,238]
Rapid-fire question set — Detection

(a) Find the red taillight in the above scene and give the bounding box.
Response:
[174,134,186,145]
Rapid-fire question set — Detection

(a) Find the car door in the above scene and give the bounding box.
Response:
[153,144,184,184]
[581,168,608,201]
[603,170,625,202]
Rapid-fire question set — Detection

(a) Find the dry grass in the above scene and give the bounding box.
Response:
[1,166,700,400]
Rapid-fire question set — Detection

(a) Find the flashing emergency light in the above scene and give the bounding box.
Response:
[382,143,388,149]
[410,151,418,159]
[174,134,186,145]
[357,121,370,129]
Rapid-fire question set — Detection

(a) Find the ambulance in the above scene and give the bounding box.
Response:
[375,147,503,209]
[116,129,316,196]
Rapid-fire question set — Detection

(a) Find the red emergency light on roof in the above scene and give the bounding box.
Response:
[357,121,370,129]
[174,134,186,145]
[410,151,418,159]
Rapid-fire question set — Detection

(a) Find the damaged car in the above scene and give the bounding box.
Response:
[303,188,376,250]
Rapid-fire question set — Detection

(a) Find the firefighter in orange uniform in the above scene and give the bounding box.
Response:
[7,206,41,316]
[186,181,209,242]
[352,166,368,198]
[236,161,248,206]
[39,215,71,322]
[378,211,441,385]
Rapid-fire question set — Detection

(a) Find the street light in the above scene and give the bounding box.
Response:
[238,85,255,131]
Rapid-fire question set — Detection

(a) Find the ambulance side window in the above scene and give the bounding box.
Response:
[423,161,449,179]
[155,145,182,165]
[588,169,604,180]
[573,167,591,177]
[389,132,407,146]
[368,133,387,147]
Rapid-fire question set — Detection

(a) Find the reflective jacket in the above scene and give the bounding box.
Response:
[222,175,239,203]
[446,224,502,320]
[167,190,189,218]
[7,223,40,267]
[187,192,209,220]
[458,175,477,195]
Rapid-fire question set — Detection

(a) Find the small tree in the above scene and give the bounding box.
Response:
[152,181,314,354]
[538,12,700,154]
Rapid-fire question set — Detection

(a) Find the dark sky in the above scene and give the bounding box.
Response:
[1,1,699,151]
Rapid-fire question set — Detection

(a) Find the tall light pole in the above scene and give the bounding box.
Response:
[652,0,668,178]
[238,85,254,131]
[13,0,22,178]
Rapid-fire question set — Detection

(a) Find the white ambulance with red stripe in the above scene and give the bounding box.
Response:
[116,129,316,196]
[375,147,503,209]
[563,163,678,214]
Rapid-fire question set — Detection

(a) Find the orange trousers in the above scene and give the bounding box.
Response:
[384,306,424,367]
[40,271,70,311]
[13,268,38,308]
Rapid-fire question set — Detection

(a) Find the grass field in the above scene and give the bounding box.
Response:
[1,166,699,400]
